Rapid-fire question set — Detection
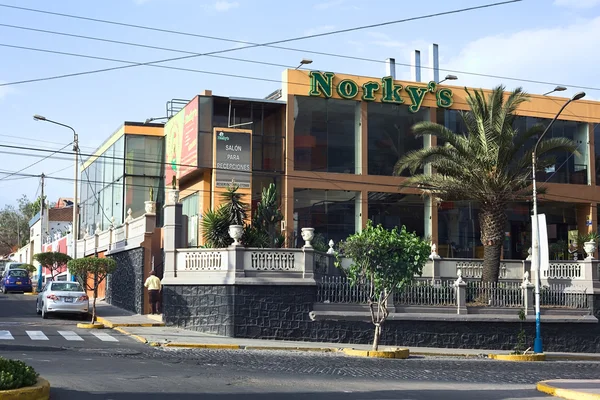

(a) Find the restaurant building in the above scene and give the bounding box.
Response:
[82,68,600,260]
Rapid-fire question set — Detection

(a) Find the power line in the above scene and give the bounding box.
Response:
[0,142,72,182]
[3,41,599,116]
[0,1,521,87]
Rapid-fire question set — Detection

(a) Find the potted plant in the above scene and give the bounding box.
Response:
[167,176,179,205]
[145,187,156,214]
[583,232,599,259]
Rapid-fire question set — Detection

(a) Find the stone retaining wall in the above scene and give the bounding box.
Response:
[162,285,600,353]
[106,247,145,314]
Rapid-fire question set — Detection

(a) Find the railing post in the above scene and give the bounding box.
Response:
[303,247,315,279]
[522,274,535,316]
[162,198,182,281]
[227,243,245,277]
[454,269,467,314]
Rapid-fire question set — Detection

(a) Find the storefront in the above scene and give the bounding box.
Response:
[155,69,600,258]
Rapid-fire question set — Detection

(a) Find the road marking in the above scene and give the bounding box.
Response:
[26,331,49,341]
[58,330,84,341]
[0,330,14,340]
[91,331,118,342]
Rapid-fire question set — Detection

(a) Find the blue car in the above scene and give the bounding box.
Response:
[0,269,33,293]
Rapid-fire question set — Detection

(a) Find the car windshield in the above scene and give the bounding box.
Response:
[51,282,83,292]
[8,270,28,278]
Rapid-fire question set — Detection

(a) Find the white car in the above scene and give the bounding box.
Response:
[36,281,89,320]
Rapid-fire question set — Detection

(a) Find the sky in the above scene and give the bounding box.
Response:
[0,0,599,208]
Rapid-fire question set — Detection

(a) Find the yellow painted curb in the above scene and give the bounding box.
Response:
[489,353,546,362]
[537,380,600,400]
[23,292,36,296]
[113,327,148,344]
[95,317,165,328]
[76,322,104,329]
[163,343,241,350]
[0,377,50,400]
[342,348,410,359]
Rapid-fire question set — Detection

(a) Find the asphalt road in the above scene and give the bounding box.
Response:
[2,293,597,399]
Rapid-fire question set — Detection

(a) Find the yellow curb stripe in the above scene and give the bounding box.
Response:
[537,381,600,400]
[76,323,104,329]
[113,327,148,344]
[0,377,50,400]
[489,354,546,362]
[95,317,164,328]
[163,343,241,349]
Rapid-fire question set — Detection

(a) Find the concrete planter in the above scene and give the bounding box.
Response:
[144,201,156,214]
[488,353,546,362]
[584,241,597,259]
[343,348,409,359]
[0,377,50,399]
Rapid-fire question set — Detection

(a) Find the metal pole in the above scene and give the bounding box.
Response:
[38,173,44,292]
[71,132,79,281]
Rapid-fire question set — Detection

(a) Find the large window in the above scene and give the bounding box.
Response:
[594,125,600,185]
[181,192,199,247]
[125,136,163,177]
[368,193,425,238]
[293,189,360,247]
[368,103,429,176]
[294,97,358,173]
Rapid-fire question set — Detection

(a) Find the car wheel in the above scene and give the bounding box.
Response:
[36,300,41,315]
[41,306,48,319]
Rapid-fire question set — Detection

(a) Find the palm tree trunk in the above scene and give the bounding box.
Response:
[479,205,507,283]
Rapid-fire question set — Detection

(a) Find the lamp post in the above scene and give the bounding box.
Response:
[295,58,313,69]
[438,74,458,84]
[543,86,567,96]
[531,91,585,354]
[33,115,79,273]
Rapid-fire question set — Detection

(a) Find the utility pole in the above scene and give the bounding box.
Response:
[38,173,44,292]
[73,132,79,260]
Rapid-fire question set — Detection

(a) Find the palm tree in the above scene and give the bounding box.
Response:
[394,86,577,282]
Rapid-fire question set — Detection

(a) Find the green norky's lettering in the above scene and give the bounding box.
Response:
[308,71,454,112]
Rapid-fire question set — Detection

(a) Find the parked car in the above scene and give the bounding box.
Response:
[0,269,33,293]
[1,262,26,278]
[36,281,89,319]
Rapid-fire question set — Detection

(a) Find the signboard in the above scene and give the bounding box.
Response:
[213,128,251,188]
[165,97,199,185]
[308,71,453,113]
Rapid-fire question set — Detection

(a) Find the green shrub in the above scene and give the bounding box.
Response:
[0,357,38,390]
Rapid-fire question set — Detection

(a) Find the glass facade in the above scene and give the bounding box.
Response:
[595,125,600,185]
[368,103,429,176]
[293,189,360,247]
[294,96,359,173]
[368,193,425,237]
[181,192,199,247]
[79,131,164,237]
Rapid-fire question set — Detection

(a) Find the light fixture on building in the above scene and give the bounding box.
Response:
[295,59,313,69]
[543,86,567,96]
[438,74,458,84]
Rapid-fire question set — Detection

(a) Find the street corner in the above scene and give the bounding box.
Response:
[537,380,600,400]
[0,377,50,400]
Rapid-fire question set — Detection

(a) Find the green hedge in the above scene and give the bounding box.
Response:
[0,357,38,390]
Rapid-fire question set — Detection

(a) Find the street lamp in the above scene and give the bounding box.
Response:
[438,74,458,84]
[295,58,313,69]
[543,86,567,96]
[531,91,585,354]
[33,115,79,271]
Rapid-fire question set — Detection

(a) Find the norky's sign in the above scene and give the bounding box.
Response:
[308,71,453,113]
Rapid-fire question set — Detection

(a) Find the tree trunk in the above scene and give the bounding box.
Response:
[479,205,507,283]
[372,324,381,351]
[92,286,98,323]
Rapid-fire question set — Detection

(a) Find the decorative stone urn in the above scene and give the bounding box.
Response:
[166,189,179,205]
[228,224,244,246]
[584,241,597,260]
[144,200,156,214]
[301,227,315,248]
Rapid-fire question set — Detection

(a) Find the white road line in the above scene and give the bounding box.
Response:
[26,331,49,341]
[58,331,84,341]
[91,331,119,342]
[0,330,14,340]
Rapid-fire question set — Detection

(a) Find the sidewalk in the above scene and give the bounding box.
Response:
[93,300,165,328]
[111,323,600,361]
[537,380,600,399]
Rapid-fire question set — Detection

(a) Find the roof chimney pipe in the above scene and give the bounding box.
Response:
[411,50,421,82]
[429,43,439,83]
[385,58,396,79]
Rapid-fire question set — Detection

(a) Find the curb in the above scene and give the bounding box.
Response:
[537,380,600,399]
[96,317,165,329]
[489,353,546,362]
[77,323,104,329]
[113,327,148,344]
[0,377,50,400]
[22,292,36,296]
[343,348,410,359]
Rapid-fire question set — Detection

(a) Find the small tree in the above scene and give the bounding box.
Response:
[253,183,284,248]
[33,252,72,281]
[336,221,430,350]
[67,257,117,323]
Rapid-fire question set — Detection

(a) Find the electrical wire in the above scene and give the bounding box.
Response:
[0,1,521,87]
[0,142,72,182]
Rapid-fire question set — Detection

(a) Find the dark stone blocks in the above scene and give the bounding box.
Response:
[105,247,144,314]
[161,284,600,353]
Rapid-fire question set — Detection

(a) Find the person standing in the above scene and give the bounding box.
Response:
[144,270,162,315]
